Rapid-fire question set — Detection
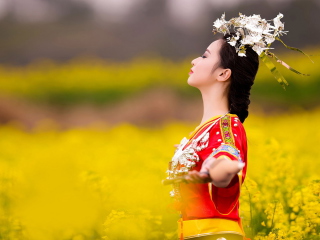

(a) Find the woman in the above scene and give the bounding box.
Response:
[166,32,259,240]
[165,13,308,240]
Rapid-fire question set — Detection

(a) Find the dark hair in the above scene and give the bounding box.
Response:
[218,33,259,123]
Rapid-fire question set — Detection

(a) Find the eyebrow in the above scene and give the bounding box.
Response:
[206,49,211,54]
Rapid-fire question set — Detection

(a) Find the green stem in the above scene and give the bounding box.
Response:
[271,201,277,228]
[244,183,254,237]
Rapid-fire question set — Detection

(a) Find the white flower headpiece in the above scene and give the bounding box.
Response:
[212,13,312,89]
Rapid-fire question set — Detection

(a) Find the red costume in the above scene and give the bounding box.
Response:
[167,113,248,239]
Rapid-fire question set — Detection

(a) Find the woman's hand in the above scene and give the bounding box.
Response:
[184,170,211,183]
[184,156,245,186]
[183,156,216,183]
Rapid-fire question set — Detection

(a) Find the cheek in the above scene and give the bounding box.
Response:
[187,69,213,87]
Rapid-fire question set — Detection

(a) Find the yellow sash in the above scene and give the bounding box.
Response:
[178,218,245,239]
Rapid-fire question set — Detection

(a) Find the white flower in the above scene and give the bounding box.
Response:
[212,13,287,57]
[252,45,264,56]
[227,32,240,46]
[252,45,270,56]
[228,40,237,47]
[241,35,254,45]
[273,13,284,31]
[213,18,225,29]
[255,39,267,48]
[237,17,248,27]
[249,14,261,19]
[237,28,245,37]
[213,13,229,34]
[264,35,276,44]
[241,34,262,45]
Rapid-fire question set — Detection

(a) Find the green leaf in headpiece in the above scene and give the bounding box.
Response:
[266,52,310,76]
[260,52,289,90]
[275,37,314,63]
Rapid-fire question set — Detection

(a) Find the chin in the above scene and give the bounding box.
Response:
[187,76,203,89]
[187,76,197,87]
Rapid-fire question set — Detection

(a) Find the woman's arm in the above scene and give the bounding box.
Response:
[184,115,246,187]
[185,155,245,187]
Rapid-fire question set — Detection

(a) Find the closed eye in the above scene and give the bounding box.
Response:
[201,55,207,58]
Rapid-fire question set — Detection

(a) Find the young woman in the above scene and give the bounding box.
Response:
[165,12,308,240]
[166,33,259,240]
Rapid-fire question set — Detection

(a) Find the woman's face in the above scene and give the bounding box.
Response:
[187,39,225,88]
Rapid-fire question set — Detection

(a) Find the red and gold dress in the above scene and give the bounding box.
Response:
[167,113,248,240]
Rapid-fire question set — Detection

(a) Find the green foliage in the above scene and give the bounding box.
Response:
[0,49,319,107]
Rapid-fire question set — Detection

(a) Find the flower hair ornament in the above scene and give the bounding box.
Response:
[212,13,313,89]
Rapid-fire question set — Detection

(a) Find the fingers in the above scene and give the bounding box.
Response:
[184,170,212,184]
[227,160,245,174]
[238,162,245,170]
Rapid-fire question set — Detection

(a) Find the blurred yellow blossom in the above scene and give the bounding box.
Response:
[0,110,320,239]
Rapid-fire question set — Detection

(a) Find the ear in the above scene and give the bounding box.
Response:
[216,68,231,82]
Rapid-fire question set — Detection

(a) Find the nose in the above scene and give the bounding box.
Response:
[191,57,199,66]
[191,57,200,66]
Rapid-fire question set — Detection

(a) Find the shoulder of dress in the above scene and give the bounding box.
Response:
[222,114,244,128]
[217,114,243,146]
[206,114,241,133]
[225,113,240,121]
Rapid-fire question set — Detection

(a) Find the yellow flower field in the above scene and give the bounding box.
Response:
[0,110,320,240]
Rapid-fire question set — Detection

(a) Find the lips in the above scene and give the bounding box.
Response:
[189,69,194,74]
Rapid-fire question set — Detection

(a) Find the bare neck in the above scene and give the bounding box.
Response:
[199,85,229,126]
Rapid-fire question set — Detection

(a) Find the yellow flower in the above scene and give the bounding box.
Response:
[290,213,296,220]
[293,206,300,213]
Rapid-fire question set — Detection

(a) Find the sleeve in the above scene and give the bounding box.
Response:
[209,115,246,167]
[207,114,248,215]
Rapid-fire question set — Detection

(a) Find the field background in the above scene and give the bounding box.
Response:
[0,0,320,239]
